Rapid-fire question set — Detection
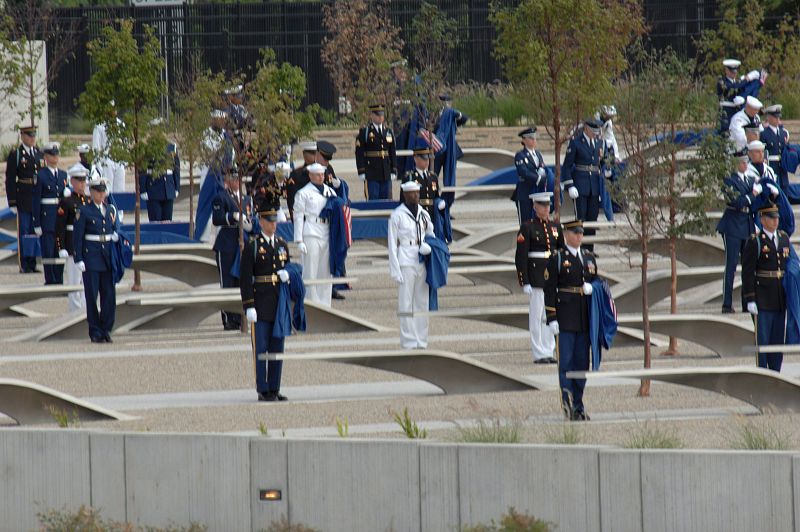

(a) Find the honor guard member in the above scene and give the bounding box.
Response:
[213,170,254,330]
[317,140,348,301]
[285,141,316,220]
[561,118,605,248]
[545,220,598,421]
[241,193,291,402]
[388,181,435,349]
[92,101,127,192]
[718,59,761,133]
[401,138,443,219]
[516,192,562,364]
[224,84,250,132]
[742,203,789,372]
[355,103,398,200]
[761,105,792,194]
[293,163,336,307]
[77,144,102,182]
[139,142,180,222]
[596,106,620,165]
[56,164,91,312]
[513,127,548,224]
[729,96,763,151]
[73,177,120,343]
[716,148,758,314]
[746,140,782,203]
[33,143,70,285]
[5,125,42,273]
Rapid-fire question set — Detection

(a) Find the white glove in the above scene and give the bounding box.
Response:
[568,186,579,199]
[242,219,253,232]
[537,167,546,178]
[746,69,760,81]
[604,169,612,178]
[358,173,366,181]
[110,232,119,242]
[437,199,446,211]
[232,211,241,221]
[140,192,148,200]
[548,321,560,336]
[582,282,593,295]
[63,187,71,198]
[76,261,86,272]
[419,242,432,255]
[276,209,287,223]
[767,183,779,196]
[246,308,258,323]
[390,173,397,181]
[34,226,42,237]
[752,183,763,196]
[297,242,308,254]
[277,269,289,283]
[58,249,69,259]
[522,284,533,295]
[331,177,341,188]
[175,191,179,198]
[392,275,405,284]
[117,211,124,223]
[747,302,758,316]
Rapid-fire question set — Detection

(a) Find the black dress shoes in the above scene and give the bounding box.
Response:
[721,306,734,314]
[104,334,113,343]
[571,410,590,421]
[332,290,345,300]
[90,337,105,343]
[258,392,289,402]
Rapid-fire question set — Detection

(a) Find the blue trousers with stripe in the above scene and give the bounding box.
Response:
[558,331,590,411]
[756,310,784,372]
[721,234,746,310]
[251,320,285,393]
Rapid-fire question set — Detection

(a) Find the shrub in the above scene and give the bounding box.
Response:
[728,417,792,450]
[543,423,582,445]
[455,89,493,126]
[623,423,683,449]
[495,93,527,127]
[463,507,554,532]
[392,407,427,439]
[457,418,521,444]
[38,505,207,531]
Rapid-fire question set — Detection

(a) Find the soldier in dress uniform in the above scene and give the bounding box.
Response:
[241,192,291,402]
[92,101,127,192]
[513,127,548,224]
[729,96,763,151]
[139,142,181,221]
[561,118,606,249]
[760,104,792,195]
[716,148,758,314]
[742,203,789,372]
[316,140,348,301]
[545,220,598,421]
[355,103,397,200]
[745,140,782,204]
[56,164,91,312]
[5,125,42,273]
[212,171,254,330]
[717,59,762,133]
[73,177,120,343]
[401,138,443,220]
[33,143,70,285]
[516,192,562,364]
[77,144,102,182]
[285,141,316,220]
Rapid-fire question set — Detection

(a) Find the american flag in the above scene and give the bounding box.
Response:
[343,204,353,247]
[419,129,443,153]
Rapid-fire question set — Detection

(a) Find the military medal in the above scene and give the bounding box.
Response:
[588,263,596,274]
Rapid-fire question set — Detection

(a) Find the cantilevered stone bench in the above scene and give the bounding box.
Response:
[611,266,728,313]
[585,234,725,267]
[441,184,516,202]
[566,366,800,414]
[0,378,131,424]
[0,284,83,317]
[261,349,537,395]
[449,265,624,294]
[397,148,515,172]
[131,253,220,286]
[138,243,215,260]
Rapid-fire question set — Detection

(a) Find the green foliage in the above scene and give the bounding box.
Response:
[38,505,208,531]
[456,418,522,444]
[729,416,792,450]
[262,516,319,532]
[455,87,493,127]
[258,421,269,436]
[410,1,459,115]
[543,423,583,445]
[392,407,427,439]
[623,423,683,449]
[462,507,554,532]
[495,93,527,127]
[47,406,80,428]
[335,416,349,438]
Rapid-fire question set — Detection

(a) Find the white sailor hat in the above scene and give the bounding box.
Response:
[723,59,741,69]
[745,96,763,109]
[764,104,783,115]
[400,181,421,192]
[306,163,326,174]
[529,191,553,204]
[299,141,317,152]
[87,176,107,191]
[67,163,89,179]
[224,84,244,95]
[42,142,60,156]
[211,109,228,119]
[76,143,91,154]
[747,140,766,151]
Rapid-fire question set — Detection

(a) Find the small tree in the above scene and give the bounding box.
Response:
[78,20,168,290]
[492,0,645,218]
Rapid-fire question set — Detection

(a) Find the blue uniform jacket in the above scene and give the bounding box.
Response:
[761,126,788,175]
[422,234,450,311]
[716,171,757,240]
[514,148,547,200]
[212,190,252,253]
[73,202,119,272]
[561,134,605,197]
[32,167,67,231]
[783,246,800,343]
[139,143,181,200]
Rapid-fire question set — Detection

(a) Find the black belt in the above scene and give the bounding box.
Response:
[726,206,750,213]
[575,164,600,173]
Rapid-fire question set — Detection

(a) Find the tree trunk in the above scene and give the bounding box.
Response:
[28,41,36,128]
[638,172,651,397]
[663,125,679,356]
[552,121,562,221]
[132,125,142,292]
[188,162,195,238]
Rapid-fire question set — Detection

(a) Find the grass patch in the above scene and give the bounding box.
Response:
[262,516,319,532]
[47,405,80,428]
[335,416,349,437]
[623,423,683,449]
[543,423,582,445]
[457,418,522,444]
[392,407,427,439]
[728,416,792,450]
[463,506,554,532]
[38,505,207,531]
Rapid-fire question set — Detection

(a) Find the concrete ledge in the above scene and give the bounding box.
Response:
[131,253,219,287]
[0,284,83,317]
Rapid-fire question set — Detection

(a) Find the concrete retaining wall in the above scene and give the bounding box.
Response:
[0,429,798,532]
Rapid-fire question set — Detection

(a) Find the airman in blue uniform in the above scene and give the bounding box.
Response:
[760,104,794,200]
[33,143,69,284]
[5,125,42,273]
[561,119,606,248]
[73,177,119,343]
[139,143,181,221]
[513,127,548,224]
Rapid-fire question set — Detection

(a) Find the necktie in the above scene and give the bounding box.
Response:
[269,237,274,248]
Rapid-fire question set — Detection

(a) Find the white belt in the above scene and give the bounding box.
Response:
[66,225,74,231]
[305,215,328,224]
[768,155,781,162]
[85,234,112,242]
[400,240,420,246]
[527,251,551,259]
[40,198,59,205]
[720,101,738,108]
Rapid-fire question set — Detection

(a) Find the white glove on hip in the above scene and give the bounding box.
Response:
[331,177,341,188]
[358,173,366,181]
[242,220,253,232]
[76,261,86,272]
[63,187,72,198]
[767,183,779,196]
[752,183,763,196]
[419,242,432,256]
[246,308,258,323]
[437,199,446,211]
[568,186,579,199]
[582,282,593,295]
[140,192,148,201]
[390,173,397,181]
[110,232,119,242]
[747,302,758,316]
[297,242,308,254]
[537,167,546,178]
[34,226,42,237]
[548,321,560,336]
[277,269,289,283]
[522,284,533,295]
[58,249,69,259]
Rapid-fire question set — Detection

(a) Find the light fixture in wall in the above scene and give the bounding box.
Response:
[259,489,282,501]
